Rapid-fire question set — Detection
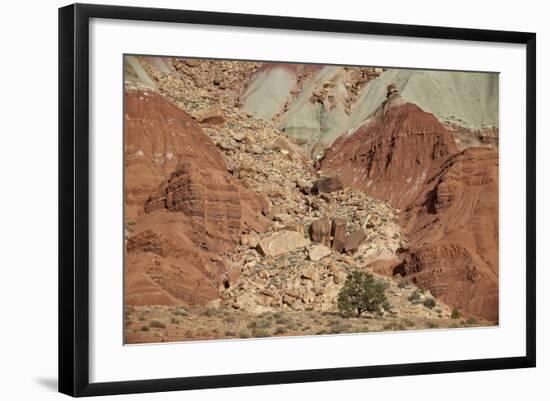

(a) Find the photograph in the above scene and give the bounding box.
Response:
[123,55,499,344]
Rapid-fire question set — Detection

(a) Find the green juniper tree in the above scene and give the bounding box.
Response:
[337,271,386,317]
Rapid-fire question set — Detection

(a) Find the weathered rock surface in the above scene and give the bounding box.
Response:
[309,244,332,261]
[322,96,459,209]
[309,217,332,246]
[312,176,344,194]
[256,231,309,257]
[323,96,499,321]
[331,218,347,253]
[144,161,267,249]
[124,87,269,307]
[344,229,368,254]
[396,147,499,321]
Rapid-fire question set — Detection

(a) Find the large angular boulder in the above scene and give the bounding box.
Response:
[344,228,368,254]
[195,104,224,124]
[256,231,309,257]
[331,218,347,253]
[309,244,332,261]
[312,176,344,194]
[309,217,332,246]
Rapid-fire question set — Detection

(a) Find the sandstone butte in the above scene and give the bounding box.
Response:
[322,94,499,321]
[124,88,269,307]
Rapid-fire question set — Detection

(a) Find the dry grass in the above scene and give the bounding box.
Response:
[124,305,495,344]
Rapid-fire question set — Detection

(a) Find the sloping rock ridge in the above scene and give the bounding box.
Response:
[322,95,499,320]
[397,147,499,320]
[125,87,269,307]
[321,95,459,209]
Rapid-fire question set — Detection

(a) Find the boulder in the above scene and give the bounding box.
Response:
[309,244,331,261]
[184,58,200,67]
[309,217,332,246]
[344,228,368,254]
[240,232,260,248]
[312,176,344,194]
[273,213,292,223]
[331,218,347,253]
[196,104,224,124]
[256,231,309,257]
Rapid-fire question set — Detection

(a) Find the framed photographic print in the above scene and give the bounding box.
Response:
[58,3,536,397]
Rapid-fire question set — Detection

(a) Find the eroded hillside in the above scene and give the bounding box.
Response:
[123,56,498,343]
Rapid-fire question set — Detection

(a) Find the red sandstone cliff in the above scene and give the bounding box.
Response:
[124,89,269,307]
[322,96,459,209]
[397,147,499,321]
[322,96,499,321]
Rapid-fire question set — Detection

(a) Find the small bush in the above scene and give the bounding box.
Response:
[275,315,292,325]
[407,290,421,303]
[170,318,180,325]
[201,308,216,317]
[329,322,352,334]
[274,326,287,335]
[239,330,250,338]
[382,300,393,311]
[173,308,188,317]
[397,280,408,289]
[466,317,478,325]
[451,308,461,319]
[337,271,387,317]
[224,331,236,337]
[423,298,436,309]
[140,326,150,332]
[252,328,270,338]
[425,320,439,329]
[149,320,166,329]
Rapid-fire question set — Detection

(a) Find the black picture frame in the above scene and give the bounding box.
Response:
[58,3,537,397]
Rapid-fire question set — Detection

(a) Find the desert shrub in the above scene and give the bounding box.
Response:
[173,308,188,317]
[239,330,250,338]
[426,320,440,329]
[140,326,150,332]
[337,271,387,317]
[275,315,291,325]
[274,326,287,335]
[170,318,180,325]
[316,330,327,335]
[201,308,216,317]
[329,322,352,334]
[451,308,461,319]
[149,320,166,329]
[224,331,236,337]
[252,328,270,338]
[383,321,406,331]
[423,298,437,309]
[397,280,408,289]
[403,318,415,327]
[382,300,393,311]
[224,315,236,323]
[407,290,422,303]
[466,317,478,325]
